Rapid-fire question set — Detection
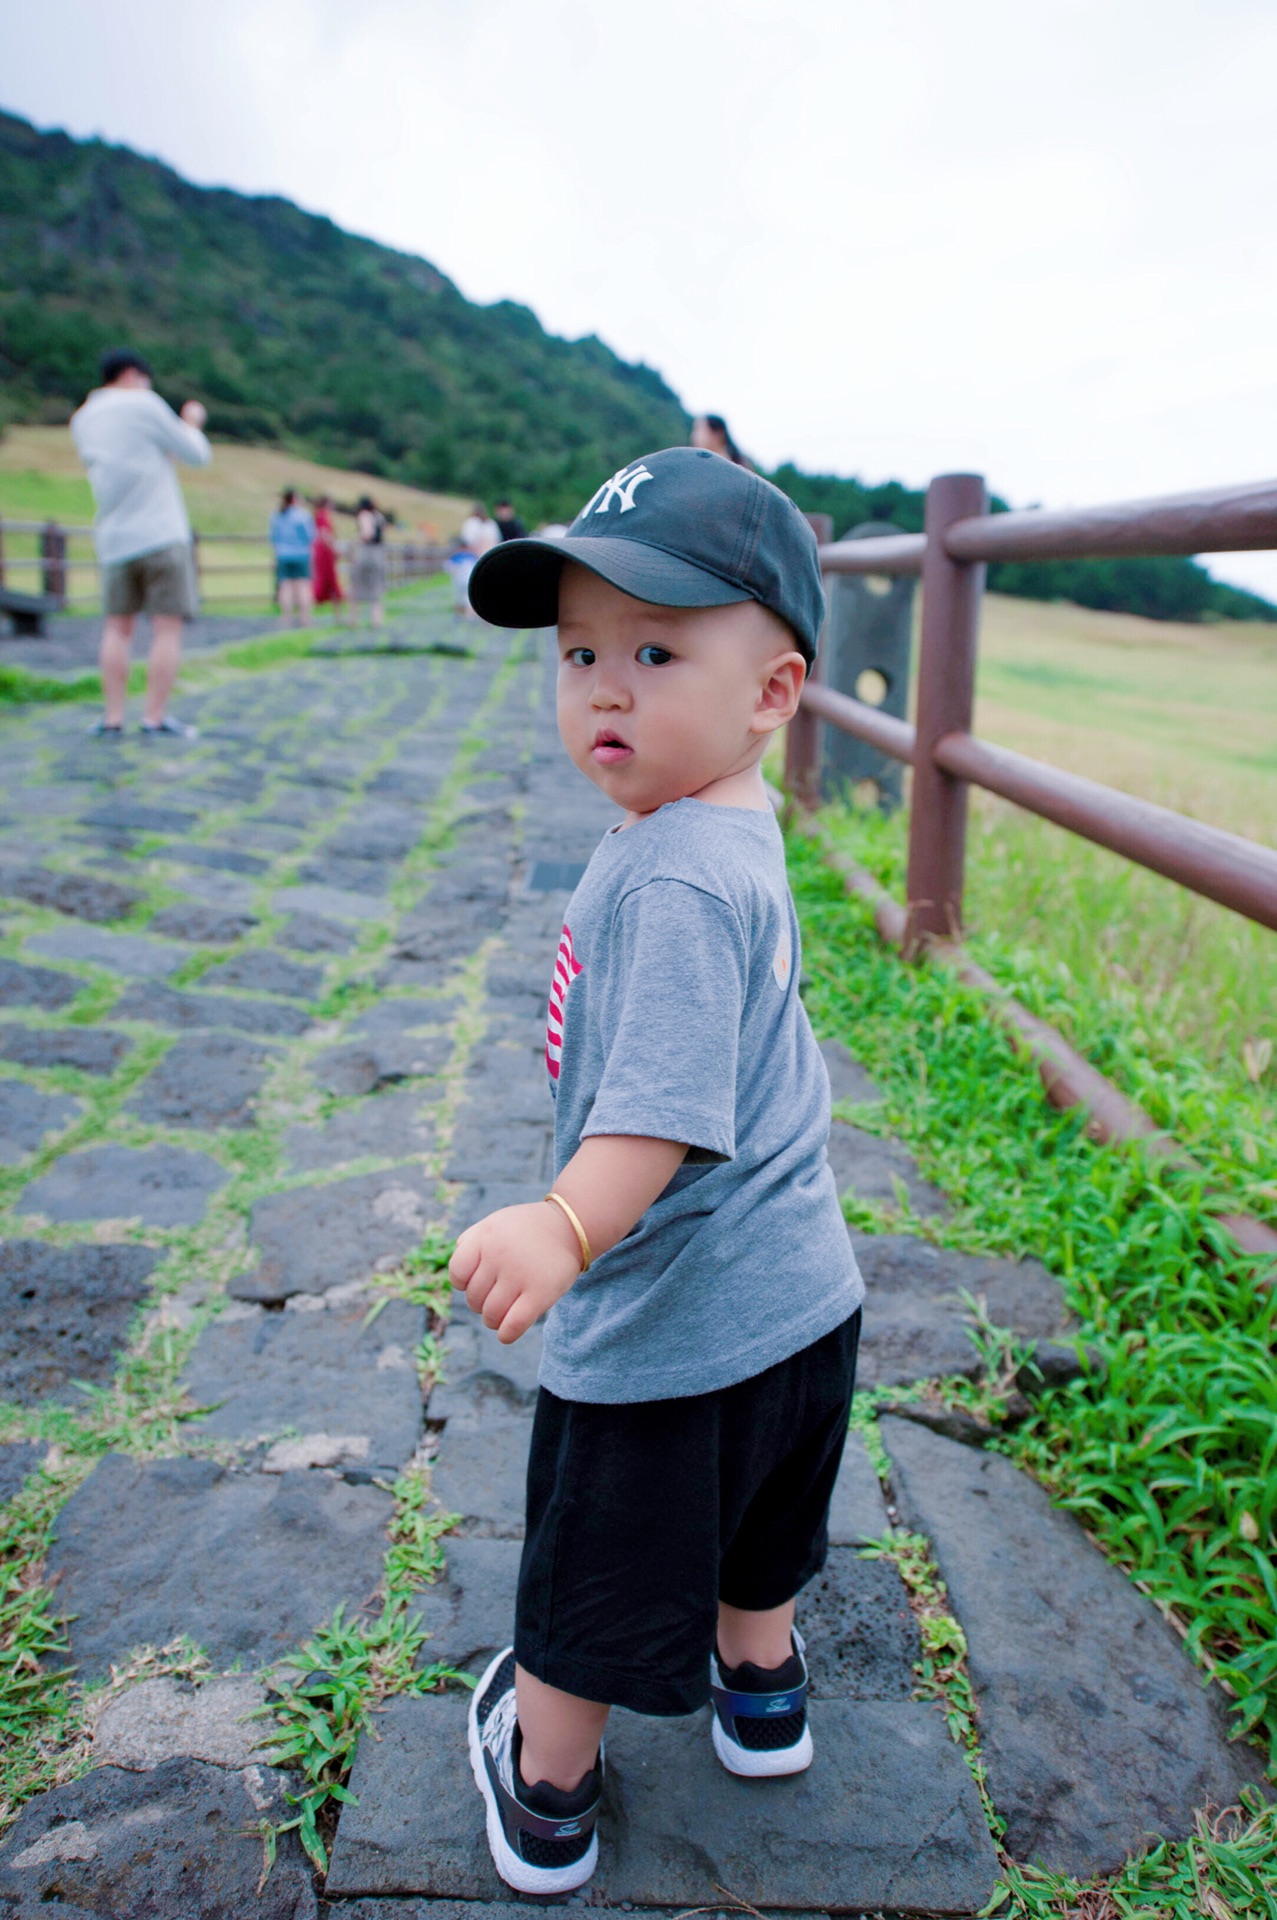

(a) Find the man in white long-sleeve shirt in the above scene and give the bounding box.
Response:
[70,348,212,738]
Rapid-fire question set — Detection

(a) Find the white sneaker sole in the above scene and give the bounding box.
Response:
[466,1649,599,1895]
[711,1711,814,1778]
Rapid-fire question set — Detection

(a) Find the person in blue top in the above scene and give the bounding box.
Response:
[268,489,316,626]
[452,448,864,1896]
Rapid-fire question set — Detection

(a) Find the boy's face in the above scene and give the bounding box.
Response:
[555,564,803,817]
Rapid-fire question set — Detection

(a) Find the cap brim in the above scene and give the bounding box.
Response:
[468,534,753,629]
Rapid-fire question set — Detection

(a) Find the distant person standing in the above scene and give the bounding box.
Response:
[446,532,480,620]
[268,488,315,626]
[350,495,388,628]
[691,414,752,468]
[461,502,501,556]
[311,495,346,615]
[70,347,210,738]
[452,505,499,619]
[494,499,527,541]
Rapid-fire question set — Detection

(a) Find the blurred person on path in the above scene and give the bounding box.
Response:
[269,488,315,626]
[350,495,388,628]
[462,502,501,557]
[70,347,210,738]
[451,504,499,619]
[446,532,480,620]
[311,495,346,616]
[691,413,752,468]
[494,499,527,541]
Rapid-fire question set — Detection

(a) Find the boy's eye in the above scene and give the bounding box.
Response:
[637,645,673,666]
[565,647,595,667]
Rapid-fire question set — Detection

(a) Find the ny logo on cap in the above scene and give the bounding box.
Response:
[579,461,654,519]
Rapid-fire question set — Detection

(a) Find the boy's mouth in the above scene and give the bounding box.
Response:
[592,728,633,765]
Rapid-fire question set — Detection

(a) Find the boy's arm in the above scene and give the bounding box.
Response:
[449,1133,687,1345]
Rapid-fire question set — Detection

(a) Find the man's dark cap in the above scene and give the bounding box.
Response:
[468,447,825,666]
[99,347,154,384]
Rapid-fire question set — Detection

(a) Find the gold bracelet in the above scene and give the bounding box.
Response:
[544,1191,592,1273]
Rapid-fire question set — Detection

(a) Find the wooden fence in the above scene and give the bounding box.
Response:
[0,519,447,614]
[784,472,1277,1260]
[785,473,1277,949]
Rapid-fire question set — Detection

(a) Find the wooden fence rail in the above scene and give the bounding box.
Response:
[0,518,447,612]
[785,471,1277,950]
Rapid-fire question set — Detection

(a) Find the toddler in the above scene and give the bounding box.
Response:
[451,446,864,1894]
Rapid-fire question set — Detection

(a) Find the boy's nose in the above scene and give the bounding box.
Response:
[590,675,630,710]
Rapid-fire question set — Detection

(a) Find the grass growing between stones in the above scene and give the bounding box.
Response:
[258,1470,466,1875]
[0,1473,81,1829]
[984,1798,1277,1918]
[0,1321,209,1832]
[787,809,1277,1909]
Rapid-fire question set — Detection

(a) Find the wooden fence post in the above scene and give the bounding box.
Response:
[904,472,987,956]
[785,583,832,811]
[41,519,67,606]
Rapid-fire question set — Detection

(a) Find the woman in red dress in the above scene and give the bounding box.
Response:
[311,496,345,613]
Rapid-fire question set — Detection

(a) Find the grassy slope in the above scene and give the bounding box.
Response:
[0,424,472,536]
[969,596,1277,1082]
[974,594,1277,833]
[805,592,1276,1082]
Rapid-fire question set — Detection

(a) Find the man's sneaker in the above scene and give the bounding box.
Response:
[140,715,198,739]
[467,1647,602,1895]
[87,720,123,737]
[709,1628,813,1778]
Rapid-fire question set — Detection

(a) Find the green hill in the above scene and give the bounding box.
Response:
[0,108,687,522]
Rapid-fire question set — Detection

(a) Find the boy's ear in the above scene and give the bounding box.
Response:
[751,652,807,735]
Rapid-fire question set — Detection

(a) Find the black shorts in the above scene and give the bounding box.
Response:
[514,1310,861,1716]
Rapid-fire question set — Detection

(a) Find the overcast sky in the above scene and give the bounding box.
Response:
[7,0,1277,596]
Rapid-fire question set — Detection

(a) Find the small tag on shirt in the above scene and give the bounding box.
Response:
[772,928,792,989]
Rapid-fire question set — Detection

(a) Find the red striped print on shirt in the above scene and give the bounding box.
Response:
[546,923,582,1081]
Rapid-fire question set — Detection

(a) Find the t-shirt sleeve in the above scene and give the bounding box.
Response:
[147,393,212,468]
[581,879,745,1161]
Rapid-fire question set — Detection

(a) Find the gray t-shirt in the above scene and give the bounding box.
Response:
[542,797,863,1404]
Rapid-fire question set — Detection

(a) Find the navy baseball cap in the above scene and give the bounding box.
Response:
[468,447,825,666]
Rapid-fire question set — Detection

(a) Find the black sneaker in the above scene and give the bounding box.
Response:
[140,715,198,739]
[709,1627,813,1777]
[467,1647,602,1894]
[87,720,123,737]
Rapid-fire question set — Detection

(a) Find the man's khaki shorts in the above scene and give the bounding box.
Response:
[103,543,198,620]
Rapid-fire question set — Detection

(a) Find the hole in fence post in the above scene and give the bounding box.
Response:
[854,668,890,707]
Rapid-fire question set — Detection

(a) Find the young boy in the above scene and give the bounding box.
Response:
[451,447,864,1895]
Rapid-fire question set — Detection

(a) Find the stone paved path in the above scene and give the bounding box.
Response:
[0,592,1264,1915]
